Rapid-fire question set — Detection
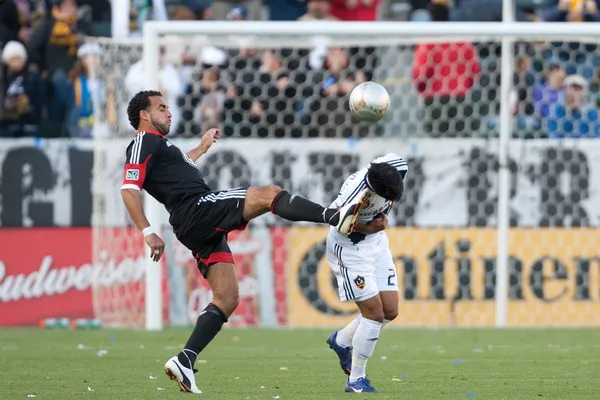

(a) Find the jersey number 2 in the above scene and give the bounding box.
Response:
[387,268,396,286]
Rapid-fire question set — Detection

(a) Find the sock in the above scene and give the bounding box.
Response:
[336,314,362,348]
[349,318,382,383]
[382,319,392,328]
[177,303,228,368]
[271,190,340,225]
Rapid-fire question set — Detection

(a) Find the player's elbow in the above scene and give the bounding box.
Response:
[120,187,141,203]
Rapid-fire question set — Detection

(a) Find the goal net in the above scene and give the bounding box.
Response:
[90,22,600,329]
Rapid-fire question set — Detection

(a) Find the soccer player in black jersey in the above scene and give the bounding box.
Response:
[120,90,371,394]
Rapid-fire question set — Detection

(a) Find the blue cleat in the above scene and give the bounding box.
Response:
[327,331,352,376]
[345,377,379,393]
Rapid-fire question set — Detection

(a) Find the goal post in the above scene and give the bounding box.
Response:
[140,21,577,330]
[90,20,600,329]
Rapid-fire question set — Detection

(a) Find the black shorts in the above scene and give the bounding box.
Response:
[176,187,248,276]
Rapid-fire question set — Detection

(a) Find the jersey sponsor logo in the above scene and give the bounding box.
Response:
[354,275,366,289]
[125,169,139,181]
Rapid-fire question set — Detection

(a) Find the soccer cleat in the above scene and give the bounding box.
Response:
[327,331,352,376]
[335,189,373,236]
[345,377,379,393]
[164,356,202,394]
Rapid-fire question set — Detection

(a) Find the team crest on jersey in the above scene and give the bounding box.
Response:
[126,169,139,181]
[354,275,366,290]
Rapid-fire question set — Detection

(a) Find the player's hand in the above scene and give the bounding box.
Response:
[199,128,221,153]
[145,233,165,262]
[354,214,388,234]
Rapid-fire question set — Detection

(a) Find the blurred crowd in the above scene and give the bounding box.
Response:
[1,0,600,139]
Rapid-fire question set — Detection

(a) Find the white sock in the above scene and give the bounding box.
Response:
[349,318,382,383]
[336,314,361,348]
[382,319,391,328]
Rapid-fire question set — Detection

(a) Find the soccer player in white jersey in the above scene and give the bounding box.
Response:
[325,153,408,393]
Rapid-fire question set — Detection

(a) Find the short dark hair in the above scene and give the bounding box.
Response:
[367,162,404,202]
[127,90,163,130]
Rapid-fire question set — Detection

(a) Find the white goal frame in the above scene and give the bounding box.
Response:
[142,19,600,331]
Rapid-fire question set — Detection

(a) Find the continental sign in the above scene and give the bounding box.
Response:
[286,228,600,327]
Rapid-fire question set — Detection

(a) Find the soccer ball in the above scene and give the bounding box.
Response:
[349,82,390,122]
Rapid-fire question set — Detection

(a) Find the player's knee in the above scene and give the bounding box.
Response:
[361,308,385,323]
[384,309,398,322]
[213,288,239,317]
[265,184,282,199]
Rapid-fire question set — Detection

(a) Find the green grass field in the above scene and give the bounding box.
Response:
[2,327,599,400]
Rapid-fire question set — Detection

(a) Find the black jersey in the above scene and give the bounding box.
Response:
[121,130,211,231]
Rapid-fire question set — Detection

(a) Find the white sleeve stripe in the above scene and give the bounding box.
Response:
[131,132,146,164]
[342,182,366,206]
[121,184,141,191]
[135,132,146,164]
[130,134,141,164]
[387,161,408,170]
[387,160,407,166]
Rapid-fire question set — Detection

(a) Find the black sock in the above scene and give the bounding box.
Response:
[271,191,340,226]
[177,303,228,368]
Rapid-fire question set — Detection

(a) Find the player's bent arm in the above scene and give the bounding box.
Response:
[186,146,207,163]
[354,223,381,235]
[187,128,220,162]
[120,188,151,232]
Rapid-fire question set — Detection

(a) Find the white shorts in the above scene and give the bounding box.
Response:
[326,233,398,302]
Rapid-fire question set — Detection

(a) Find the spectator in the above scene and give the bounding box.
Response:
[211,0,261,20]
[547,74,600,138]
[412,2,481,137]
[28,0,92,75]
[543,0,600,21]
[534,64,565,117]
[66,42,102,137]
[450,0,537,22]
[330,0,381,21]
[28,0,92,133]
[267,0,306,20]
[513,55,536,116]
[14,0,48,43]
[299,0,339,20]
[0,0,21,44]
[124,48,183,133]
[305,47,368,137]
[178,68,227,136]
[186,0,214,20]
[0,41,44,138]
[226,4,247,19]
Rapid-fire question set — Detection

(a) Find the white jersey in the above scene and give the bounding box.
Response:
[328,153,408,247]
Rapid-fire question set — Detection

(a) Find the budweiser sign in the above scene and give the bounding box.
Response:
[0,254,146,303]
[0,228,147,326]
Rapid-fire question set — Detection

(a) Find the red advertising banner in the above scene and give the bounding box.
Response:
[0,228,94,325]
[0,228,269,327]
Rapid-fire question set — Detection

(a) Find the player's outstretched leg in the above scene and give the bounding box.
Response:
[242,185,371,235]
[165,262,238,393]
[344,296,384,393]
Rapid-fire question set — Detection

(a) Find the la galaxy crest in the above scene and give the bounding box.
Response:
[354,275,366,290]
